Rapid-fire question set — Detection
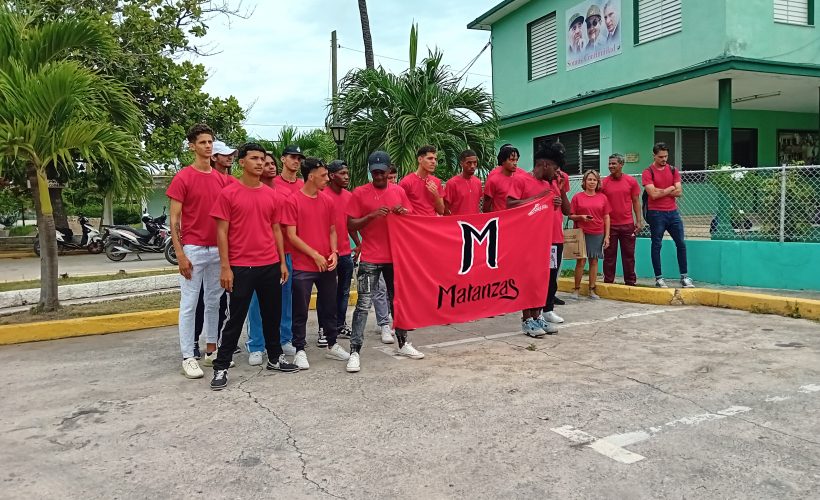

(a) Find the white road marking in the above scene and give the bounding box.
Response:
[420,307,692,349]
[371,345,406,360]
[551,385,817,464]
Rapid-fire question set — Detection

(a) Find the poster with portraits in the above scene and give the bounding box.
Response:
[566,0,622,71]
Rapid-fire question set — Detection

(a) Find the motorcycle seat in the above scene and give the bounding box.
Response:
[111,225,152,238]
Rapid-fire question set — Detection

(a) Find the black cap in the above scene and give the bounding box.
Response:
[327,160,348,172]
[367,151,391,172]
[282,145,305,158]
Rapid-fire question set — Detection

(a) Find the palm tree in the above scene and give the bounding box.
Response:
[357,0,375,69]
[253,126,338,169]
[0,8,148,311]
[330,49,499,186]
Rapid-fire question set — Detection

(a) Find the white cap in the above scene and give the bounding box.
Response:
[212,140,236,156]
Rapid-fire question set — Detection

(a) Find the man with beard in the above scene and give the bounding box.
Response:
[567,13,585,55]
[444,149,482,215]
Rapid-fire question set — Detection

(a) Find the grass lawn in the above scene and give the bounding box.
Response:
[0,292,179,326]
[0,269,179,293]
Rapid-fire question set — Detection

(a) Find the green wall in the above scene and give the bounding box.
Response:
[610,104,819,171]
[500,103,818,171]
[488,0,817,118]
[562,238,820,291]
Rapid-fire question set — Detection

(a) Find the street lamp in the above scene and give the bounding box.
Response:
[329,123,347,159]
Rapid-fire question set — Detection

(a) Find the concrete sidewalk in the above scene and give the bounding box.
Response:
[1,300,818,498]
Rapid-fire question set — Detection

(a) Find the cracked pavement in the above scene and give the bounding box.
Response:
[1,297,818,499]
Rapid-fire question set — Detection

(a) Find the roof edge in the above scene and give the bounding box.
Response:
[467,0,528,30]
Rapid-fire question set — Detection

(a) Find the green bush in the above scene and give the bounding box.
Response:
[113,205,142,224]
[760,170,817,241]
[9,225,37,236]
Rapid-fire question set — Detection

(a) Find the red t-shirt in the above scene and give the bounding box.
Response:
[602,174,640,226]
[166,166,233,246]
[209,183,281,267]
[280,190,336,272]
[273,176,304,253]
[484,169,520,212]
[347,183,412,264]
[508,173,551,201]
[323,187,353,256]
[444,175,482,215]
[641,164,681,212]
[571,192,611,235]
[399,173,444,216]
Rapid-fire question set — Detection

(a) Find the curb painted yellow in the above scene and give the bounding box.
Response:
[0,291,359,345]
[557,278,820,320]
[0,251,36,260]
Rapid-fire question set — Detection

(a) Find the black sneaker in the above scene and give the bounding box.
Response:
[316,327,328,347]
[266,355,300,373]
[554,297,566,306]
[337,324,352,339]
[193,344,202,360]
[233,346,242,354]
[210,369,228,390]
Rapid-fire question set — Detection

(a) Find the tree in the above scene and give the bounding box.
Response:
[252,126,338,170]
[330,43,498,186]
[357,0,375,69]
[11,0,250,170]
[0,7,149,311]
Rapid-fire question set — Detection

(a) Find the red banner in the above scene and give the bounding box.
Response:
[387,199,554,330]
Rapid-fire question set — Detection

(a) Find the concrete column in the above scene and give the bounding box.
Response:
[718,78,733,165]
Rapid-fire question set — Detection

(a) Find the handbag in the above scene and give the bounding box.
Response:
[562,217,587,260]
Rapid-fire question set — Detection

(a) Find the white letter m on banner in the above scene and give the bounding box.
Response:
[458,218,499,275]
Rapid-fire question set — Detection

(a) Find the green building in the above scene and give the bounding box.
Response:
[469,0,820,290]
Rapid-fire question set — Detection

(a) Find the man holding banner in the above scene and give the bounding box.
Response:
[346,151,425,373]
[506,144,570,336]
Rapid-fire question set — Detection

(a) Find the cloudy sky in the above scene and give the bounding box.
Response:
[190,0,499,140]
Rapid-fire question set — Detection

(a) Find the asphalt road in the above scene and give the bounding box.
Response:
[0,252,174,282]
[1,299,818,499]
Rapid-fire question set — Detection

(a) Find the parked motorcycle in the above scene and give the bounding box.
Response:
[103,208,176,265]
[33,215,103,256]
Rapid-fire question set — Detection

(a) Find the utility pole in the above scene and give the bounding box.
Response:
[331,30,338,121]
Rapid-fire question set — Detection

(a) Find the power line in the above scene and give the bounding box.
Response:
[338,44,492,78]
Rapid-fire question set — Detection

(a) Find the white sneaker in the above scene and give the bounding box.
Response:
[380,325,395,344]
[655,278,668,288]
[281,342,296,356]
[542,311,564,324]
[248,351,264,366]
[396,342,425,359]
[326,343,350,361]
[201,352,234,368]
[536,317,558,334]
[346,352,361,372]
[293,350,309,370]
[681,276,695,288]
[182,358,203,379]
[522,318,545,338]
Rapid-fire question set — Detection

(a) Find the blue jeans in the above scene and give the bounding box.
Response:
[280,254,293,344]
[646,209,688,278]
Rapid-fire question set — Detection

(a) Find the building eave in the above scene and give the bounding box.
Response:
[467,0,530,30]
[500,56,820,128]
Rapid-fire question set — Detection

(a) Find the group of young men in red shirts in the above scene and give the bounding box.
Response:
[168,122,687,390]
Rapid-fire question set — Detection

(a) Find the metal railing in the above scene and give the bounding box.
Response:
[566,165,820,243]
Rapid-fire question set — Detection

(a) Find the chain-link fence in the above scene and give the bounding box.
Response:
[566,165,820,242]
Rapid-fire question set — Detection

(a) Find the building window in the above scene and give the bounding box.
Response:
[528,13,558,80]
[654,127,758,171]
[534,126,600,175]
[774,0,812,26]
[635,0,682,44]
